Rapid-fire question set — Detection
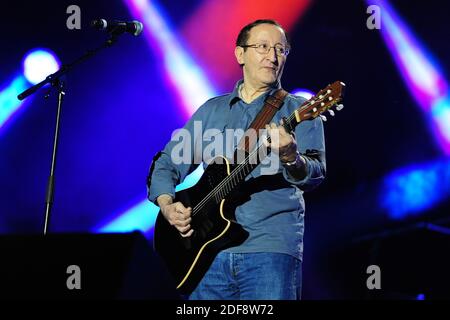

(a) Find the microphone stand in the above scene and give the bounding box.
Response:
[18,34,121,235]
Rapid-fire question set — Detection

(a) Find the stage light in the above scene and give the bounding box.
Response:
[180,0,312,89]
[0,76,29,129]
[368,0,450,154]
[367,0,450,218]
[431,97,450,154]
[1,48,60,130]
[95,0,215,234]
[124,0,216,117]
[99,0,311,234]
[98,200,158,233]
[22,49,60,85]
[292,89,314,100]
[381,159,450,219]
[96,164,204,234]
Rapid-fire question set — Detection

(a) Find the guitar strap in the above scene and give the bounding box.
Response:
[147,89,288,189]
[236,88,289,153]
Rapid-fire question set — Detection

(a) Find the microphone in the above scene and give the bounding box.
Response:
[90,19,143,36]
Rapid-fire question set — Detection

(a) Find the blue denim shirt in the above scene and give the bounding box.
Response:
[148,80,326,261]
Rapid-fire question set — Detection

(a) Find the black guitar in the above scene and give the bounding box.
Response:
[153,81,345,294]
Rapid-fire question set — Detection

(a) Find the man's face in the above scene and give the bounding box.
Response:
[235,23,288,87]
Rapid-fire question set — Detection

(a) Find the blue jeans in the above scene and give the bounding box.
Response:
[188,252,302,300]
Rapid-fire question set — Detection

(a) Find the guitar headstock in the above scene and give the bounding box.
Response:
[294,81,345,123]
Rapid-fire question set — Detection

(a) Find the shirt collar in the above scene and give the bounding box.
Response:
[227,79,283,107]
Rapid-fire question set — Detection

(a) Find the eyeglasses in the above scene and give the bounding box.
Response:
[240,43,290,57]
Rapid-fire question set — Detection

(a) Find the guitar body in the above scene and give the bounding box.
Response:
[153,156,249,294]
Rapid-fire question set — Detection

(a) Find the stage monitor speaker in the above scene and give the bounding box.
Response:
[335,223,450,299]
[0,231,181,299]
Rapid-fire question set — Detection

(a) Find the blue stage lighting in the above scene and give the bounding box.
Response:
[22,49,60,85]
[381,159,450,219]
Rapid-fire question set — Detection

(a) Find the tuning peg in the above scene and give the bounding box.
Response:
[336,104,344,111]
[328,109,335,116]
[319,115,327,122]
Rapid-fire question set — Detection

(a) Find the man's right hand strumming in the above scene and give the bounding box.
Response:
[157,194,193,237]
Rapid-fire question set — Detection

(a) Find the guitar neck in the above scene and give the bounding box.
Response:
[192,80,345,215]
[193,108,301,214]
[222,110,299,189]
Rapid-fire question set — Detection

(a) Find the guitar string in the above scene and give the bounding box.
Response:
[191,111,287,216]
[192,138,266,216]
[191,95,335,216]
[191,102,309,216]
[191,93,337,216]
[191,95,334,216]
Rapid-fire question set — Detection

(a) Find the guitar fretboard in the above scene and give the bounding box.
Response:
[191,81,344,217]
[191,111,298,216]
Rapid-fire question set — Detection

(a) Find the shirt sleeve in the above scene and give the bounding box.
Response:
[282,116,326,191]
[146,104,207,204]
